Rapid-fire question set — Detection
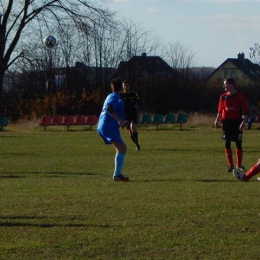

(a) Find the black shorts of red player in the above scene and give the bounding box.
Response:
[222,119,243,142]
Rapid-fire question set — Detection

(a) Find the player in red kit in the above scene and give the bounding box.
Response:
[214,78,249,172]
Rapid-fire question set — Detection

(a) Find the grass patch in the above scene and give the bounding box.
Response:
[0,122,260,259]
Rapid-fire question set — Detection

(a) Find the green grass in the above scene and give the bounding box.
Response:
[1,123,260,259]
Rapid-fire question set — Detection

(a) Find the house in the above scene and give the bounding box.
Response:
[209,52,260,85]
[115,53,177,113]
[115,53,174,81]
[45,62,116,93]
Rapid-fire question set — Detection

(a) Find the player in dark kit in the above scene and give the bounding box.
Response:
[214,78,249,172]
[120,80,141,150]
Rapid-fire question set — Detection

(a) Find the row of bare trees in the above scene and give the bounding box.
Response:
[0,1,200,116]
[0,1,260,120]
[0,1,197,89]
[0,1,114,96]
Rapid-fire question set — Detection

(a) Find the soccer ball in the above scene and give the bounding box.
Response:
[43,35,57,49]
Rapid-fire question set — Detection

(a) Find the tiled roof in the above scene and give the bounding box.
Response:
[209,57,260,79]
[116,54,173,76]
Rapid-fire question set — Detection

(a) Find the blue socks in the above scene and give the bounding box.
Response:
[114,153,125,177]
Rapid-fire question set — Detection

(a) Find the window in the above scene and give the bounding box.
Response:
[55,75,65,91]
[231,71,236,78]
[224,71,229,78]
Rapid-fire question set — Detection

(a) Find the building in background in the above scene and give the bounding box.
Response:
[209,52,260,85]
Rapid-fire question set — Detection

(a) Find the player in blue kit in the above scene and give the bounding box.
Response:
[97,78,129,182]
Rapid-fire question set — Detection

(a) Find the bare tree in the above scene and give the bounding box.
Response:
[160,42,196,110]
[0,0,112,109]
[76,17,160,89]
[161,42,195,72]
[250,43,260,65]
[119,19,160,60]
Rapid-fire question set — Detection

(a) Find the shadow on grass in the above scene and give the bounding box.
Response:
[151,148,226,153]
[197,179,235,183]
[132,178,236,183]
[0,171,102,178]
[0,222,108,228]
[0,215,111,228]
[0,135,24,137]
[134,178,178,183]
[0,215,110,228]
[2,152,32,156]
[0,175,24,178]
[151,128,193,131]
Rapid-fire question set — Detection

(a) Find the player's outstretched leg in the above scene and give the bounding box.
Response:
[133,132,140,150]
[233,158,260,182]
[232,168,244,181]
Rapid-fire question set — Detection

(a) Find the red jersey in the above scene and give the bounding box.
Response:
[218,91,249,120]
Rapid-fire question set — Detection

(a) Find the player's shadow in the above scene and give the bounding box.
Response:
[133,178,236,183]
[0,171,102,178]
[0,215,109,228]
[197,179,235,183]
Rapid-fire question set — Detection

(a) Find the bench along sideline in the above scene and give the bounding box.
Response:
[39,115,98,131]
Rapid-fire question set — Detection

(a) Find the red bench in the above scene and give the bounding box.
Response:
[39,115,98,131]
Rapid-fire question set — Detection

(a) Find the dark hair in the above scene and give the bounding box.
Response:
[224,77,235,86]
[111,78,122,92]
[123,80,129,85]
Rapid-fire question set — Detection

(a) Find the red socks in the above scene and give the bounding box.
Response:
[225,148,243,167]
[244,164,260,181]
[225,148,233,166]
[225,149,260,181]
[236,148,243,168]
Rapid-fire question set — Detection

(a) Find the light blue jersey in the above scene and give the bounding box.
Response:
[97,92,124,144]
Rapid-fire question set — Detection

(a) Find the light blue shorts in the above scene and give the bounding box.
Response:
[97,127,123,144]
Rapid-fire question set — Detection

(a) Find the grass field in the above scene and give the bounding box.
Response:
[1,118,260,260]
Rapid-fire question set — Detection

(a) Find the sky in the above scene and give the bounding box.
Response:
[104,0,260,68]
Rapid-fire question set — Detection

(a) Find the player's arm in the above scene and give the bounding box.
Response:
[240,114,248,131]
[214,97,223,128]
[240,97,249,131]
[214,113,221,128]
[240,114,249,130]
[106,105,126,128]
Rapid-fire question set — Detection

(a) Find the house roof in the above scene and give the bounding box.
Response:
[209,56,260,79]
[116,53,173,77]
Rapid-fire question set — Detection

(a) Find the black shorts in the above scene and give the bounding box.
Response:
[125,113,138,123]
[222,119,243,142]
[125,113,138,128]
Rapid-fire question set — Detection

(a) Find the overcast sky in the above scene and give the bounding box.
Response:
[105,0,260,67]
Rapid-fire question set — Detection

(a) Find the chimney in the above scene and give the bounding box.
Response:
[238,52,245,65]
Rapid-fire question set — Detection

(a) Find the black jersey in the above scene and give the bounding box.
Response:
[120,91,140,115]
